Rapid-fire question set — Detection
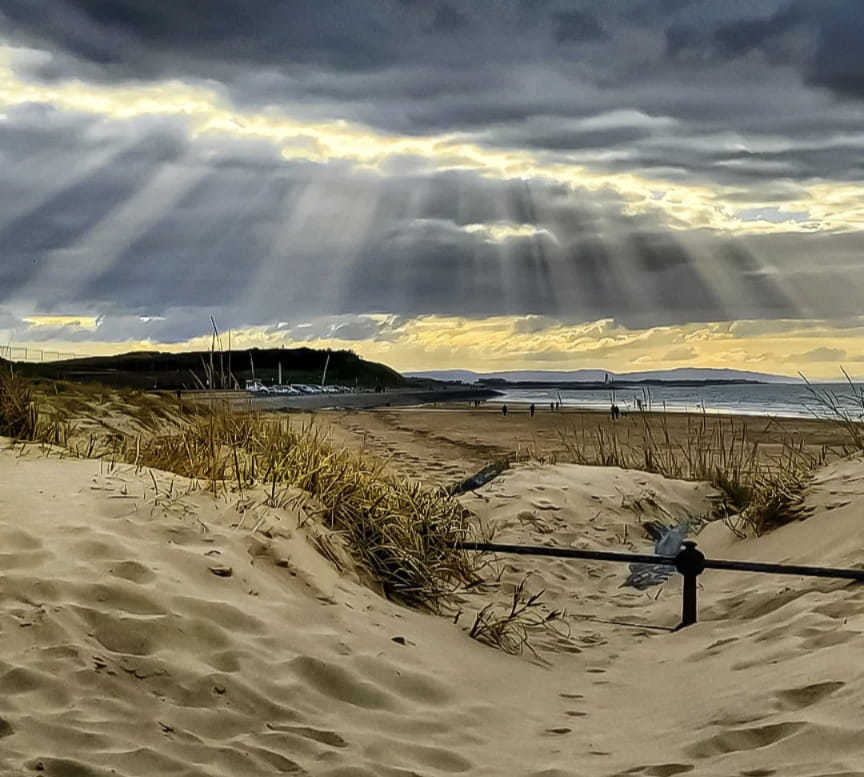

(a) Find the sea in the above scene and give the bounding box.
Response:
[489,382,864,420]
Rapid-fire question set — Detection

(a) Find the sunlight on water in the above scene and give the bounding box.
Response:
[493,383,864,420]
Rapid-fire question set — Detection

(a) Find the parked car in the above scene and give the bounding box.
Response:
[245,380,269,394]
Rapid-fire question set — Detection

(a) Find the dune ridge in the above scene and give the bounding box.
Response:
[2,440,864,776]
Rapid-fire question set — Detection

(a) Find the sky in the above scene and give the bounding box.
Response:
[1,0,863,377]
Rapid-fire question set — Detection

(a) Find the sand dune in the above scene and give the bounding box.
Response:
[2,439,864,776]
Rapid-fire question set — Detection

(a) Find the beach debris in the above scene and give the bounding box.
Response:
[208,565,233,578]
[622,520,689,589]
[445,460,509,496]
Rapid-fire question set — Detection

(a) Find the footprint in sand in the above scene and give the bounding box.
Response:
[800,629,860,650]
[774,680,845,710]
[531,498,561,511]
[288,656,397,710]
[825,500,851,510]
[266,723,348,748]
[526,771,578,777]
[629,765,694,777]
[107,560,156,584]
[685,721,806,758]
[813,599,858,619]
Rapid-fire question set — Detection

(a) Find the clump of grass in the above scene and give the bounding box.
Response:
[469,579,568,657]
[0,369,73,444]
[736,466,811,535]
[802,369,864,450]
[113,404,483,610]
[4,382,557,653]
[4,386,484,613]
[558,409,820,535]
[0,368,39,439]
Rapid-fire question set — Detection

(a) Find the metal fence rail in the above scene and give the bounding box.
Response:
[456,540,864,629]
[0,344,87,362]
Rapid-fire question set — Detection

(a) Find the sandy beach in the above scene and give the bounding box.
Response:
[296,405,855,486]
[6,2,864,773]
[2,397,864,776]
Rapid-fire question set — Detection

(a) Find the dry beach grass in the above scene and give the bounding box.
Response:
[5,373,864,774]
[2,374,485,611]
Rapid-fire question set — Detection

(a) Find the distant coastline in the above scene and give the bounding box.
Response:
[475,378,768,390]
[407,367,801,384]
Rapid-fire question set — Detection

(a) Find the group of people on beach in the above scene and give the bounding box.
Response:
[500,401,562,416]
[495,400,625,418]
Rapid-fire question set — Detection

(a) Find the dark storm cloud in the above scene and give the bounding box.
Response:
[553,10,607,43]
[0,104,836,334]
[430,3,470,34]
[660,1,864,102]
[665,4,801,61]
[4,0,864,191]
[2,1,864,344]
[807,0,864,99]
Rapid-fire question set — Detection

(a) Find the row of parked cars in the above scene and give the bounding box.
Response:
[244,380,351,396]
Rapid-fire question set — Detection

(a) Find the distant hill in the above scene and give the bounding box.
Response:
[406,367,800,385]
[13,348,404,390]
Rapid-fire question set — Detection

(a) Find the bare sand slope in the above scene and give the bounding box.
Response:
[0,444,582,777]
[458,463,721,639]
[463,460,864,777]
[2,442,864,776]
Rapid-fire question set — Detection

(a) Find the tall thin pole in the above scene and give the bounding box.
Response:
[321,351,331,387]
[211,316,224,388]
[209,329,215,389]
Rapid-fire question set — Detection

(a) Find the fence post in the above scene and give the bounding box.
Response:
[675,541,706,629]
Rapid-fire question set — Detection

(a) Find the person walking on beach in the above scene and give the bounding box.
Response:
[529,403,535,417]
[502,404,508,416]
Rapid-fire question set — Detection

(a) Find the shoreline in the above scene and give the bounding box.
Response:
[189,387,838,422]
[481,397,828,421]
[372,402,833,422]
